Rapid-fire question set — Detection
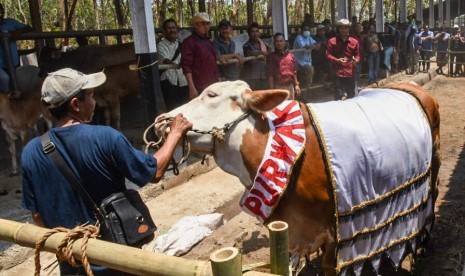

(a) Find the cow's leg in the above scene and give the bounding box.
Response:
[431,135,441,203]
[320,241,337,276]
[5,132,18,176]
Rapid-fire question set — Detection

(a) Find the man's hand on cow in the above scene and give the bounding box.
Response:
[169,114,192,137]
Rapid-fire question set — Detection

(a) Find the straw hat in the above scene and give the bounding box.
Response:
[190,12,211,26]
[336,19,351,27]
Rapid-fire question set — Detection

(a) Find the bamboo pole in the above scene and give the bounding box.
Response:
[268,221,290,276]
[243,272,280,276]
[210,247,242,276]
[0,219,212,276]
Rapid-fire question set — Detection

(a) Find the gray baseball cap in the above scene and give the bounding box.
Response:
[41,68,106,108]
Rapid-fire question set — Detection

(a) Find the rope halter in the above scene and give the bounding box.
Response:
[143,111,252,174]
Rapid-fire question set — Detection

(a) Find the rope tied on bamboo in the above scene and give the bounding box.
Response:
[34,224,100,276]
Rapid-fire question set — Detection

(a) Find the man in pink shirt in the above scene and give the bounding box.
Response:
[266,33,301,100]
[326,19,360,100]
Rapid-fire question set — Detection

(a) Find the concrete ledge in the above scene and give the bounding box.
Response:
[140,155,217,201]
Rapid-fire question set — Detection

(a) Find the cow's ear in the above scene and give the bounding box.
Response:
[242,89,289,112]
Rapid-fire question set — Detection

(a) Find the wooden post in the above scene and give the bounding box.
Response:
[439,0,444,27]
[337,0,348,20]
[129,0,166,129]
[416,0,423,23]
[375,0,384,32]
[272,0,288,40]
[330,0,336,26]
[429,0,435,28]
[199,0,206,12]
[446,0,451,27]
[400,0,407,23]
[309,0,315,22]
[247,0,254,25]
[210,247,242,276]
[268,221,289,276]
[0,219,212,276]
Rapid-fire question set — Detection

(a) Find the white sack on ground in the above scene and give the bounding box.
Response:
[150,213,224,256]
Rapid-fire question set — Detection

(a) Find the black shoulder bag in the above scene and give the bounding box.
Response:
[40,132,156,245]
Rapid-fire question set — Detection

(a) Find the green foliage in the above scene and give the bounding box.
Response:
[0,0,452,32]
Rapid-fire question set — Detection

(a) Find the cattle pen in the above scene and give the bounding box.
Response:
[1,50,465,276]
[1,1,465,275]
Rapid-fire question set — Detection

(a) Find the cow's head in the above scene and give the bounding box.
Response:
[155,80,288,186]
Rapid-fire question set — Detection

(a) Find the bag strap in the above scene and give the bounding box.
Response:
[40,132,101,215]
[171,42,182,62]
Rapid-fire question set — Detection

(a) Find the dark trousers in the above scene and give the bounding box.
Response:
[160,80,189,111]
[450,53,461,75]
[334,76,356,100]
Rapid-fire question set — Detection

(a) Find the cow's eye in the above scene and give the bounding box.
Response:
[207,92,218,97]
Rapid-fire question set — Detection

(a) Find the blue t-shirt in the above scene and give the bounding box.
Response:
[0,18,27,68]
[21,124,157,229]
[214,37,239,81]
[419,30,434,50]
[436,32,450,51]
[293,34,316,66]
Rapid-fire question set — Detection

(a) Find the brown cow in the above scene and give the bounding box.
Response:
[0,91,52,175]
[155,81,440,275]
[0,65,53,175]
[38,43,136,75]
[39,44,139,130]
[94,61,140,130]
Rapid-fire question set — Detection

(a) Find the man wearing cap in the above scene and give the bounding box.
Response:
[293,21,319,90]
[325,19,360,100]
[21,68,192,275]
[181,12,220,99]
[0,3,32,93]
[419,24,434,72]
[405,25,420,75]
[214,19,243,81]
[449,25,464,76]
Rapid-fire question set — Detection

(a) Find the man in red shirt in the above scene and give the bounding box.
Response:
[266,33,301,100]
[326,19,360,100]
[181,12,220,99]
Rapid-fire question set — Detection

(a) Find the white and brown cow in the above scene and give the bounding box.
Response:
[0,67,52,175]
[155,80,440,275]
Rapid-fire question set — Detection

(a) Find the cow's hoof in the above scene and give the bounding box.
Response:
[0,190,8,196]
[9,172,18,177]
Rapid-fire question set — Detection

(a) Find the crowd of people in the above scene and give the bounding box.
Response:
[158,12,465,105]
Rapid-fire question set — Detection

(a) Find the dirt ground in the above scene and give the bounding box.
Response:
[1,72,465,276]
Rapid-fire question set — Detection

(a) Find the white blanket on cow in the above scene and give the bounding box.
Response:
[308,88,434,275]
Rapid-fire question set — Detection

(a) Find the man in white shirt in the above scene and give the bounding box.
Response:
[157,19,188,111]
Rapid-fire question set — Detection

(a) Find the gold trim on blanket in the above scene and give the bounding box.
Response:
[306,104,340,240]
[338,186,431,243]
[338,168,432,216]
[336,226,426,271]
